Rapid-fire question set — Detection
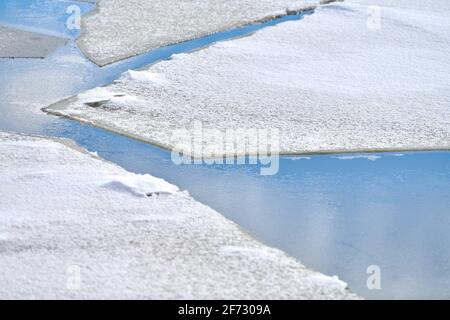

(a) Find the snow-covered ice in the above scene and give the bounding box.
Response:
[77,0,324,66]
[0,25,66,58]
[0,132,357,299]
[351,0,450,13]
[47,1,450,155]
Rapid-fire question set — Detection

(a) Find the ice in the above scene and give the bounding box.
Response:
[0,132,357,299]
[77,0,324,66]
[48,1,450,155]
[0,25,66,58]
[287,1,321,14]
[101,173,179,197]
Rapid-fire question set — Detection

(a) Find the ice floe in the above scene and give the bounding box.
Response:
[0,132,357,299]
[101,173,179,197]
[77,0,323,65]
[48,1,450,155]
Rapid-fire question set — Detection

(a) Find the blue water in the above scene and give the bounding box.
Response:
[1,0,450,299]
[0,0,93,38]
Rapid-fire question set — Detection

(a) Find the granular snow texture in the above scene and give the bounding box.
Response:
[0,132,357,299]
[77,0,322,65]
[48,1,450,155]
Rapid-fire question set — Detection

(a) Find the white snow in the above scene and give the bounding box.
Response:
[121,70,168,84]
[47,1,450,155]
[351,0,450,13]
[0,132,357,299]
[77,0,324,66]
[101,173,179,197]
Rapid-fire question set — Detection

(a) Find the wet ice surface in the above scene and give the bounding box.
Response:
[49,1,450,155]
[0,133,357,299]
[0,0,93,58]
[2,0,450,299]
[0,25,67,58]
[77,0,321,65]
[0,0,94,39]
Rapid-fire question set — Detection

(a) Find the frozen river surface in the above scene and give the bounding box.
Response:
[1,0,450,299]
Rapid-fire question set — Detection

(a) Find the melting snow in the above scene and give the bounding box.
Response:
[76,0,322,65]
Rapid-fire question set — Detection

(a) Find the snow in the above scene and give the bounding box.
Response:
[77,0,324,66]
[48,1,450,155]
[351,0,450,13]
[0,132,358,299]
[0,25,66,58]
[101,173,179,197]
[121,70,168,84]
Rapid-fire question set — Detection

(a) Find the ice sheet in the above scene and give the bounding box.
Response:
[0,25,66,58]
[0,132,357,299]
[77,0,323,65]
[48,1,450,155]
